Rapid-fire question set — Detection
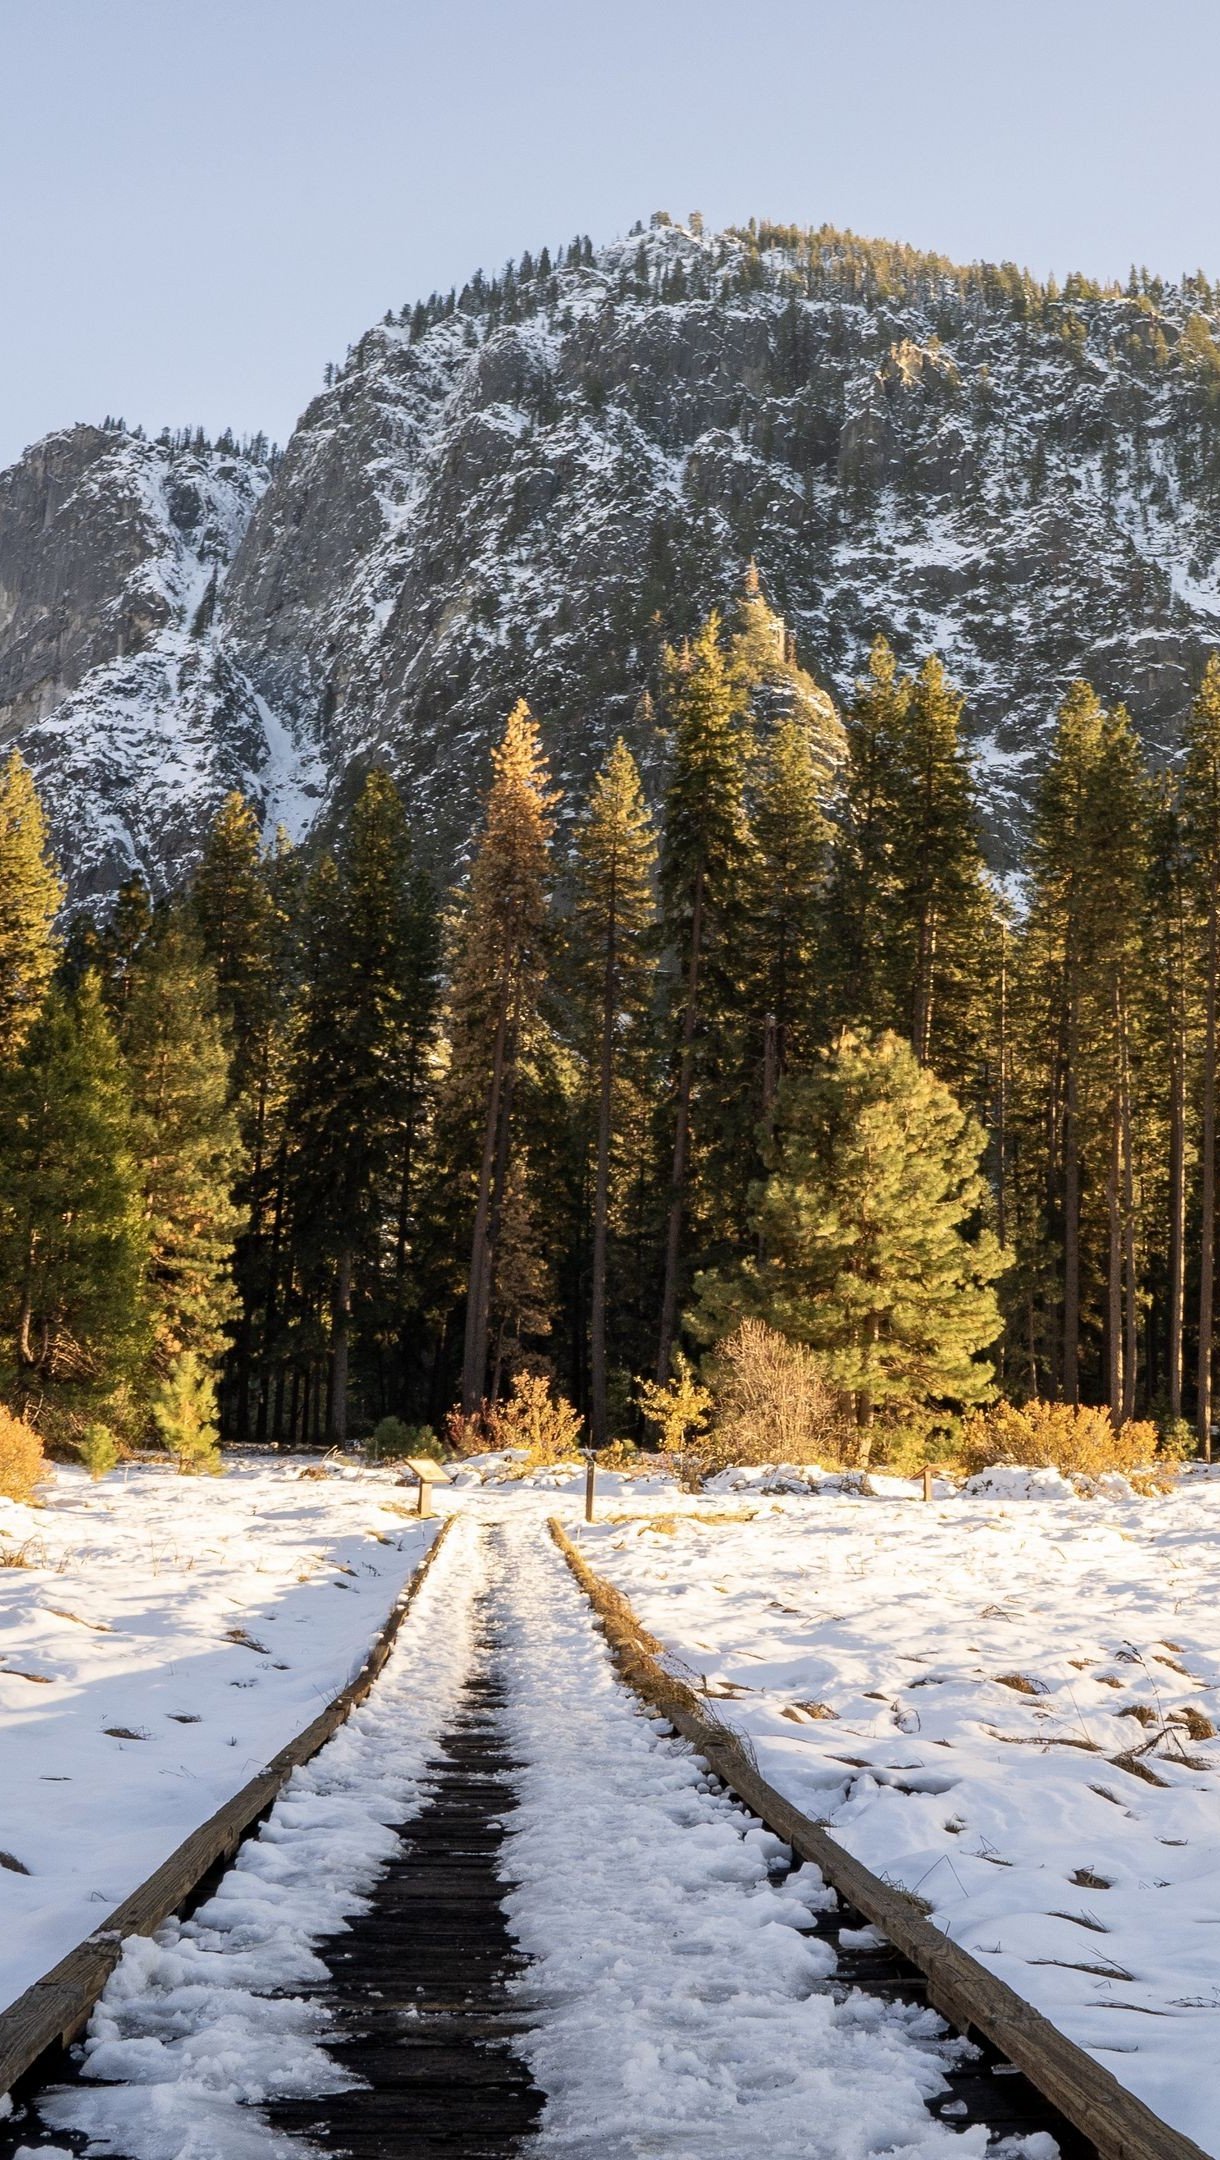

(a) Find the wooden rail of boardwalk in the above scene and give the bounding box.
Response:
[549,1516,1208,2160]
[0,1516,453,2104]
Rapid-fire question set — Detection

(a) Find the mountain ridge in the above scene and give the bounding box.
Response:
[5,214,1220,898]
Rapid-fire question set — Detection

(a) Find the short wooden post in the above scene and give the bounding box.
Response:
[922,1464,934,1502]
[404,1455,450,1521]
[585,1450,596,1524]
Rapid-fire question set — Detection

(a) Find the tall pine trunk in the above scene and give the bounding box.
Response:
[461,992,511,1414]
[589,864,618,1450]
[1062,993,1081,1404]
[1168,1024,1186,1420]
[1200,897,1218,1458]
[1122,1071,1138,1425]
[1107,1080,1123,1421]
[326,1244,353,1445]
[657,866,704,1383]
[912,907,937,1065]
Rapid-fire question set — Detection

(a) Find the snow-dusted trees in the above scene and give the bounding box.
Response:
[15,574,1220,1455]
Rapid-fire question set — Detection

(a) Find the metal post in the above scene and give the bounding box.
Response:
[585,1451,596,1524]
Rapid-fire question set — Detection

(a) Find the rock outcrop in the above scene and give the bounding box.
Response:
[6,220,1220,896]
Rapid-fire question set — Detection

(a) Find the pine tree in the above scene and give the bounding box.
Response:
[824,643,996,1101]
[0,752,62,1065]
[1147,779,1192,1421]
[691,1030,1002,1452]
[0,974,147,1410]
[1021,681,1107,1403]
[656,614,753,1378]
[822,636,909,1032]
[193,792,279,1099]
[192,792,292,1438]
[287,771,441,1440]
[1018,684,1153,1416]
[152,1351,221,1472]
[121,917,243,1371]
[743,715,832,1097]
[1181,652,1220,1453]
[568,739,658,1444]
[486,1151,552,1401]
[891,656,997,1087]
[1088,704,1153,1425]
[443,704,557,1414]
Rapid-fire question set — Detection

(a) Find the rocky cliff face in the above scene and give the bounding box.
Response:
[7,219,1220,897]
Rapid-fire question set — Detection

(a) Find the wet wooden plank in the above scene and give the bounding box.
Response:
[267,1641,543,2158]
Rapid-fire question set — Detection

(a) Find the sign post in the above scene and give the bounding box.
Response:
[404,1456,451,1517]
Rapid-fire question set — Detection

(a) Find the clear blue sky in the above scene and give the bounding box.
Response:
[1,0,1217,469]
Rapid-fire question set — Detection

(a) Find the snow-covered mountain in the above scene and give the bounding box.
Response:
[6,217,1220,897]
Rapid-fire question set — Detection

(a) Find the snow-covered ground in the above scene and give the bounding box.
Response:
[574,1467,1220,2156]
[6,1459,1219,2155]
[30,1510,481,2160]
[8,1505,1050,2160]
[0,1461,437,2016]
[491,1512,1034,2159]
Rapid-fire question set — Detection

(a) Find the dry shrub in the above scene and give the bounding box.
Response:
[636,1355,712,1457]
[596,1438,640,1472]
[486,1373,583,1470]
[443,1404,495,1458]
[961,1399,1160,1480]
[0,1406,46,1503]
[701,1320,853,1474]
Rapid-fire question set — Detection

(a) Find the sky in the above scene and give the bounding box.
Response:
[1,0,1219,469]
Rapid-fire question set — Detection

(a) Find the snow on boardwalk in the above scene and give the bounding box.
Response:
[7,1501,1047,2159]
[27,1511,483,2160]
[578,1470,1220,2156]
[0,1463,437,2017]
[492,1509,1030,2159]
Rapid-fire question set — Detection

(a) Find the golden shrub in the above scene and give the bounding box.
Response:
[487,1373,583,1468]
[702,1320,853,1472]
[961,1399,1160,1479]
[0,1407,47,1503]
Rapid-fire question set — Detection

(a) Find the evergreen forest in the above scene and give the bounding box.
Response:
[4,570,1220,1467]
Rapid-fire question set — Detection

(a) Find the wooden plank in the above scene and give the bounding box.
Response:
[0,1517,453,2102]
[549,1516,1209,2160]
